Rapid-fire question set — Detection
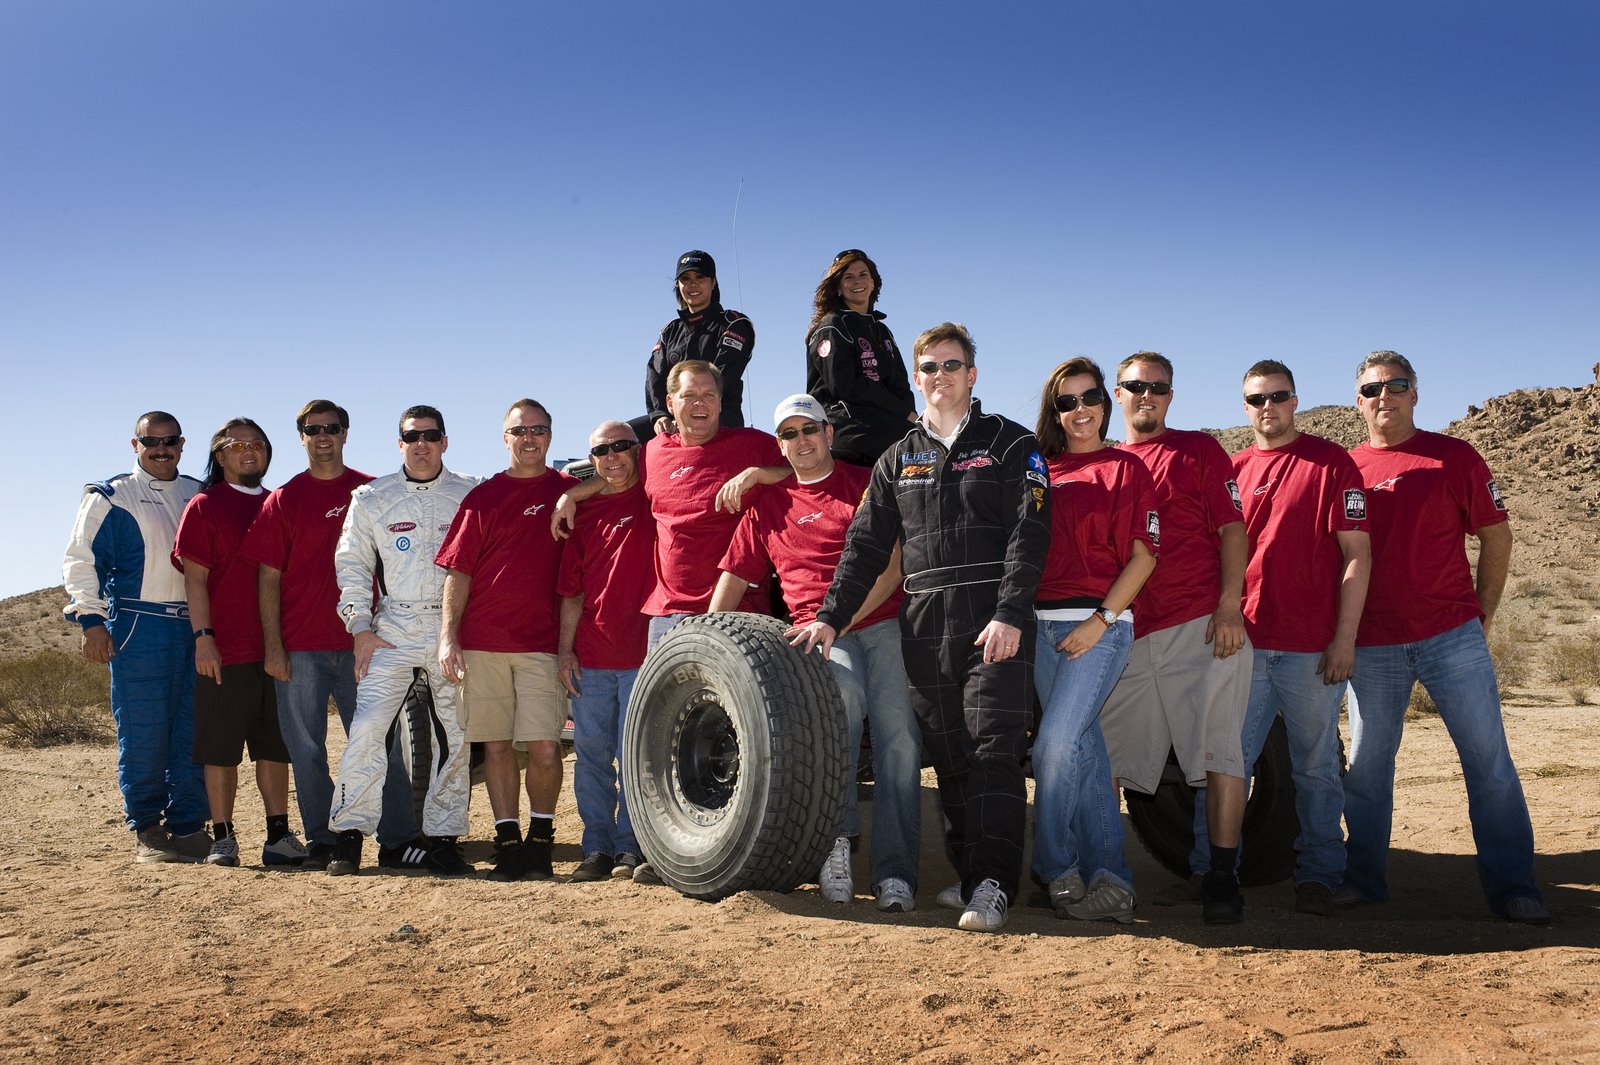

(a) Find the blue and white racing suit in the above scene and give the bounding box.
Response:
[63,467,207,834]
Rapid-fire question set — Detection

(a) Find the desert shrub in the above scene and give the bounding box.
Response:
[1513,578,1554,600]
[0,650,114,747]
[1488,627,1531,691]
[1405,681,1437,718]
[1546,631,1600,682]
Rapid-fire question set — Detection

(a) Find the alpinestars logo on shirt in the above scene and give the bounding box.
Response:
[1370,476,1403,492]
[670,466,695,479]
[1253,479,1277,496]
[325,505,348,519]
[795,512,823,526]
[524,504,547,517]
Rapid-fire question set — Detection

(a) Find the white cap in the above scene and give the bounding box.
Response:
[772,394,829,431]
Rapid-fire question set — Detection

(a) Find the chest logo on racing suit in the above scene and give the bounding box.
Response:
[1226,479,1242,512]
[951,453,993,472]
[1487,478,1506,511]
[326,505,348,519]
[858,338,880,381]
[670,465,695,479]
[524,504,547,517]
[795,512,823,526]
[388,522,417,533]
[1146,510,1161,546]
[395,536,411,551]
[1343,489,1368,521]
[720,332,746,352]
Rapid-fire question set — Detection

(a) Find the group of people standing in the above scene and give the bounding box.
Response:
[62,247,1549,931]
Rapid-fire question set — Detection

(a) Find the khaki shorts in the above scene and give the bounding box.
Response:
[1099,613,1251,794]
[460,650,568,743]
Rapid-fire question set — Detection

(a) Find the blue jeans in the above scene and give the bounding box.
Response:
[647,613,690,652]
[1189,649,1347,887]
[571,667,640,857]
[276,649,417,848]
[1346,620,1541,913]
[1031,618,1134,891]
[827,619,922,890]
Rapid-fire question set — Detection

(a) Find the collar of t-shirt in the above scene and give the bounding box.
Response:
[794,467,837,487]
[922,402,972,450]
[227,482,266,496]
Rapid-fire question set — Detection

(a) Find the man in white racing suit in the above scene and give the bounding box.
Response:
[327,405,480,876]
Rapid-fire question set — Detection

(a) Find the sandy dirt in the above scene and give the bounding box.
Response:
[0,697,1595,1064]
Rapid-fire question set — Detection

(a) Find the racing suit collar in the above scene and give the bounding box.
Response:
[677,300,724,324]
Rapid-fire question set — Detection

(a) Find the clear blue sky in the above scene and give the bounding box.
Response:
[4,1,1596,600]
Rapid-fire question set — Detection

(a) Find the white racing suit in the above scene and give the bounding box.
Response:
[330,467,479,838]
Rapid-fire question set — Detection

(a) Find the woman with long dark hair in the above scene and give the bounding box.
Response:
[1030,357,1159,923]
[804,249,915,466]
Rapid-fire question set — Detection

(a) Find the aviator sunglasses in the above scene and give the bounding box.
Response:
[1358,378,1412,399]
[917,358,969,375]
[1053,388,1107,413]
[588,439,637,457]
[1244,390,1295,408]
[777,423,825,441]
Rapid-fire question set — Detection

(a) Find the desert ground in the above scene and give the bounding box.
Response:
[1,380,1597,1062]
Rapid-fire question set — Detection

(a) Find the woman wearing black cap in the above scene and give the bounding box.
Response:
[804,249,917,467]
[639,249,756,438]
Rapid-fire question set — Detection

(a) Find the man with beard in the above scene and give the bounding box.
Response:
[173,418,306,868]
[64,412,210,863]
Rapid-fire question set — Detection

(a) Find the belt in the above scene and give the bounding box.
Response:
[113,599,190,621]
[903,562,1006,595]
[385,599,443,613]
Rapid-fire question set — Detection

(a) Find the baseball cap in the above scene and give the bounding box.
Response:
[772,394,829,431]
[675,250,717,279]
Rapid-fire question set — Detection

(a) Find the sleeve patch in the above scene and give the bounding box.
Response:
[1487,478,1506,511]
[1146,510,1161,546]
[1226,480,1242,512]
[1343,488,1368,521]
[817,338,832,359]
[1025,451,1048,487]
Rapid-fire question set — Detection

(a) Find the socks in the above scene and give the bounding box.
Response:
[265,814,289,845]
[1209,844,1239,880]
[213,821,235,842]
[527,814,555,843]
[495,819,522,846]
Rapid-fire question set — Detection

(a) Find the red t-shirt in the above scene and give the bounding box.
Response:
[1118,429,1243,637]
[434,469,577,654]
[1351,430,1507,646]
[240,467,372,652]
[172,483,268,665]
[556,483,656,670]
[1036,448,1160,603]
[642,427,784,615]
[720,463,903,629]
[1232,434,1368,652]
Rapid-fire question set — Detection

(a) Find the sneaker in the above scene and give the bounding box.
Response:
[1153,873,1205,906]
[425,836,474,878]
[958,878,1009,932]
[819,836,853,903]
[327,830,363,876]
[1201,870,1244,925]
[1295,881,1334,917]
[133,827,177,864]
[1064,879,1137,924]
[1330,884,1379,909]
[487,840,531,882]
[262,832,309,868]
[378,837,433,871]
[571,852,613,883]
[302,842,335,871]
[632,861,664,886]
[935,882,965,911]
[524,837,554,880]
[875,877,915,913]
[170,829,213,863]
[1047,871,1087,913]
[1504,895,1551,925]
[205,835,240,868]
[611,853,641,880]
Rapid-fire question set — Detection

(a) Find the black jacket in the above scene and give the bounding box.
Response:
[816,401,1051,633]
[805,310,915,462]
[645,303,755,428]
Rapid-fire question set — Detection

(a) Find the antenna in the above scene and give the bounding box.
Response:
[731,178,746,311]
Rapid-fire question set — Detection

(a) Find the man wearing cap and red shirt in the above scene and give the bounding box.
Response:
[640,250,756,438]
[711,394,921,914]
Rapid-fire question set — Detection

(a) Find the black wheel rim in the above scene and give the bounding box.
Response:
[672,688,740,819]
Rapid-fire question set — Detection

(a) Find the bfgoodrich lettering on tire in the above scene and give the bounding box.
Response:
[625,613,847,901]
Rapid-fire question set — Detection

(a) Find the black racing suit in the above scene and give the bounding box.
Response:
[643,302,755,430]
[805,310,915,466]
[817,401,1051,903]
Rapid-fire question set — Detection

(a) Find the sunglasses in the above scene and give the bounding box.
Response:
[137,434,181,447]
[505,425,551,437]
[300,423,346,436]
[219,439,265,453]
[400,429,445,443]
[833,248,865,263]
[1053,388,1107,413]
[917,359,969,375]
[777,422,825,441]
[1358,378,1412,398]
[1244,390,1295,408]
[588,439,637,457]
[1117,380,1172,396]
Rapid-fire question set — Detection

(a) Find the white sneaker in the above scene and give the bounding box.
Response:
[875,877,915,913]
[958,878,1009,932]
[936,882,965,911]
[819,836,853,903]
[262,831,309,868]
[205,835,240,867]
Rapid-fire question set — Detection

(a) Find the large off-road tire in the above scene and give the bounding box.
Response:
[1124,715,1300,886]
[395,669,435,827]
[624,613,848,901]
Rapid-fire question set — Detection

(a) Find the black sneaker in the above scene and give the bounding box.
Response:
[378,837,433,871]
[524,836,554,880]
[570,852,613,882]
[425,836,474,878]
[302,842,335,871]
[328,830,364,876]
[1294,881,1333,917]
[488,839,532,882]
[1202,870,1245,925]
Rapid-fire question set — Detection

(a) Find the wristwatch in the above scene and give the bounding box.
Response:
[193,628,217,641]
[1092,608,1117,628]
